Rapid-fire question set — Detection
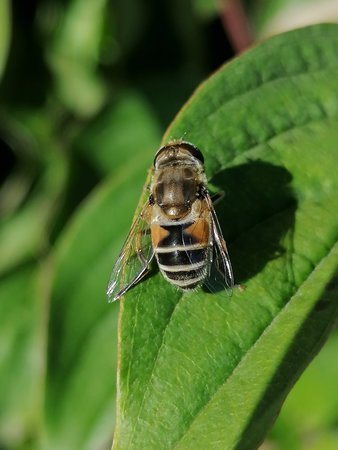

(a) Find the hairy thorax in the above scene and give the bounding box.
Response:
[153,165,200,220]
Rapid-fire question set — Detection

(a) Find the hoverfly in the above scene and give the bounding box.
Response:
[107,141,234,301]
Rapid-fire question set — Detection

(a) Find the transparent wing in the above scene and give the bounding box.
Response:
[106,202,154,303]
[203,194,234,295]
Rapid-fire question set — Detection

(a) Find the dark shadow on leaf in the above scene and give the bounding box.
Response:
[208,160,297,287]
[233,268,338,450]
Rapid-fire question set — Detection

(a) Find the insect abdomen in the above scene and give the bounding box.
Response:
[152,221,210,290]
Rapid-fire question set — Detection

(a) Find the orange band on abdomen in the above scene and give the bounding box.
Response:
[184,218,210,246]
[151,224,170,248]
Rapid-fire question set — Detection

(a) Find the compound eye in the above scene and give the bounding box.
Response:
[154,141,204,166]
[154,147,166,165]
[180,142,204,163]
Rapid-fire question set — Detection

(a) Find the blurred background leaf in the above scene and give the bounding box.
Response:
[267,330,338,450]
[247,0,338,38]
[0,0,11,80]
[1,1,338,450]
[41,146,154,450]
[45,0,109,117]
[192,0,220,20]
[73,90,161,176]
[0,262,46,448]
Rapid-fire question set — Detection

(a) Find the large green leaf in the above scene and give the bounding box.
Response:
[113,24,338,449]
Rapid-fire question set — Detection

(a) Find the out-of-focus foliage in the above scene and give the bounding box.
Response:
[191,0,220,20]
[1,1,338,450]
[0,1,233,449]
[267,331,338,450]
[248,0,338,37]
[46,0,110,117]
[0,0,11,79]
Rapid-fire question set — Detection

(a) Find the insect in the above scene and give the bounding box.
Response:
[107,141,234,302]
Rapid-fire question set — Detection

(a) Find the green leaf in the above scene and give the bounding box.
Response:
[268,329,338,449]
[42,148,155,450]
[74,91,161,176]
[248,0,338,38]
[47,0,109,117]
[113,24,338,450]
[191,0,220,20]
[0,110,67,274]
[0,263,47,448]
[0,0,10,80]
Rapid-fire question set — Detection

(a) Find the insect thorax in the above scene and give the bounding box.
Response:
[152,161,206,219]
